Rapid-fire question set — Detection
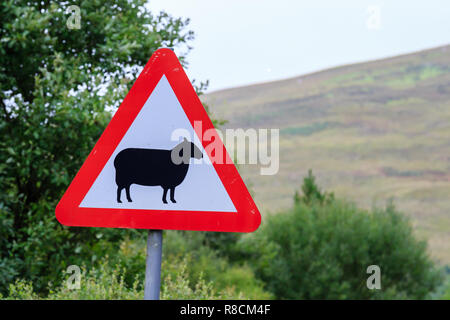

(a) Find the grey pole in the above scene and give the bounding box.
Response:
[144,230,163,300]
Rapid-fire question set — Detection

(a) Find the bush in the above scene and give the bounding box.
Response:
[4,258,243,300]
[240,174,442,299]
[293,169,334,206]
[242,201,441,299]
[3,231,270,300]
[435,269,450,300]
[441,282,450,300]
[161,231,272,299]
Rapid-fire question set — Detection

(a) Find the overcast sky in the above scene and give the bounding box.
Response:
[147,0,450,92]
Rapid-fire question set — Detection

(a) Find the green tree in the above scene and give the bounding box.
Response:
[241,173,442,299]
[0,0,198,293]
[294,169,334,205]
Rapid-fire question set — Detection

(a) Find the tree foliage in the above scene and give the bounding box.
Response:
[3,258,244,300]
[0,0,196,293]
[241,172,442,299]
[294,169,334,205]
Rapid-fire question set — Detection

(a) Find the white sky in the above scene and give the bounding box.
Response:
[147,0,450,92]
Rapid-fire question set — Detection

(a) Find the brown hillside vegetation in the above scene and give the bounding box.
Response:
[203,45,450,264]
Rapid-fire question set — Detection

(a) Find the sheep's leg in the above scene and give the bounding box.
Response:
[170,187,176,203]
[117,187,123,203]
[125,185,132,202]
[162,188,168,204]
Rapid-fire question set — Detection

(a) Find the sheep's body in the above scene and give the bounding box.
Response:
[113,139,202,204]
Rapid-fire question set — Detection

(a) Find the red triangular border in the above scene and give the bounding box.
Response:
[55,48,261,232]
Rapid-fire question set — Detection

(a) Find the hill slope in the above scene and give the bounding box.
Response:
[203,45,450,264]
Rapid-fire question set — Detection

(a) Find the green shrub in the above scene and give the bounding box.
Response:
[212,264,272,299]
[441,283,450,300]
[5,280,38,300]
[293,169,334,206]
[4,257,245,300]
[435,270,450,300]
[162,231,271,299]
[241,199,441,299]
[239,172,441,299]
[161,257,244,300]
[20,231,271,300]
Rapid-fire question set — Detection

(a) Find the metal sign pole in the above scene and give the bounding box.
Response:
[144,230,163,300]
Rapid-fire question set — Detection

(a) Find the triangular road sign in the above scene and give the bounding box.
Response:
[55,48,261,232]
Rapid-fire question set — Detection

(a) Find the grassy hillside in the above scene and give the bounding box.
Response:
[203,45,450,264]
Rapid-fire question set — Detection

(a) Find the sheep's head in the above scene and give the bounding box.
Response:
[171,138,203,164]
[189,139,203,160]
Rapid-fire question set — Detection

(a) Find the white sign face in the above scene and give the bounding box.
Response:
[80,75,236,213]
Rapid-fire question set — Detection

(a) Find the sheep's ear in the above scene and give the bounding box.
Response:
[183,137,187,142]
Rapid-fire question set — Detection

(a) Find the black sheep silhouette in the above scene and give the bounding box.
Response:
[114,138,203,204]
